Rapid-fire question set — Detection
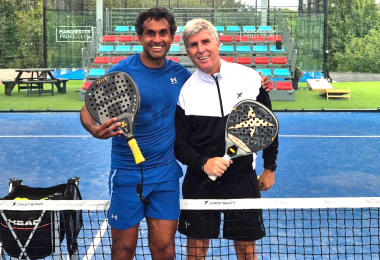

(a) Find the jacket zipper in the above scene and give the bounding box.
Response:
[211,74,224,117]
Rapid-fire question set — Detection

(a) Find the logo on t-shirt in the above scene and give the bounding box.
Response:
[170,77,178,84]
[237,92,243,99]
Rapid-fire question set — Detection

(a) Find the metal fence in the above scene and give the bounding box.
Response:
[0,0,325,74]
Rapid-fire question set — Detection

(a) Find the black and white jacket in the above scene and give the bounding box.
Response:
[175,60,279,184]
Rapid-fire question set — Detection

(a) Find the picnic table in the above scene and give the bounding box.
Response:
[3,69,68,96]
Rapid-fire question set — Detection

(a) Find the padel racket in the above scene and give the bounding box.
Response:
[209,99,279,181]
[84,71,145,164]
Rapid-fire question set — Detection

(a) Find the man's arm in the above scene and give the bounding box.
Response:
[255,87,279,191]
[174,105,231,178]
[80,105,122,139]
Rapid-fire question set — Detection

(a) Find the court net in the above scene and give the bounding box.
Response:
[0,198,379,260]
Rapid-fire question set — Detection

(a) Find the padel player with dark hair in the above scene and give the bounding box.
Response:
[80,8,272,260]
[80,7,191,260]
[175,19,279,260]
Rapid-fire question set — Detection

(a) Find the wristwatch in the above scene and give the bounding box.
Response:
[265,163,277,171]
[202,157,210,172]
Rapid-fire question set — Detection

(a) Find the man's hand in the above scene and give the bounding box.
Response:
[89,117,123,139]
[80,105,123,139]
[258,71,271,92]
[203,157,232,178]
[258,169,275,191]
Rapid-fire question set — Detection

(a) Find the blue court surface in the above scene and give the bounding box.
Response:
[1,112,380,260]
[0,112,380,199]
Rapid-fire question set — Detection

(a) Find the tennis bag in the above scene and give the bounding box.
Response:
[0,177,82,260]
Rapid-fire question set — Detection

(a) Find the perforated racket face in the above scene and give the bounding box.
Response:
[225,100,279,158]
[85,72,140,134]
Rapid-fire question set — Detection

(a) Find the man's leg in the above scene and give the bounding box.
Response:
[111,224,139,260]
[186,238,210,260]
[233,240,257,260]
[146,217,178,260]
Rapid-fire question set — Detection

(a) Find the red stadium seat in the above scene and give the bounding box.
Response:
[269,82,274,90]
[135,36,140,41]
[254,57,270,64]
[276,82,293,90]
[102,35,117,42]
[237,57,252,64]
[235,35,250,42]
[82,82,92,90]
[271,57,287,64]
[220,57,234,63]
[219,35,233,42]
[118,35,133,42]
[93,57,110,64]
[268,35,282,42]
[252,36,266,41]
[173,35,181,42]
[167,57,179,62]
[111,56,126,64]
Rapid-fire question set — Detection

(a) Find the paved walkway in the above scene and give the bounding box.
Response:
[329,72,380,82]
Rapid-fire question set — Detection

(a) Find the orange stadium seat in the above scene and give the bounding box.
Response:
[219,35,234,42]
[235,35,250,42]
[118,35,133,42]
[254,57,270,64]
[220,57,235,63]
[272,57,287,64]
[237,57,252,64]
[276,82,293,90]
[82,82,92,90]
[111,56,126,64]
[268,35,282,42]
[102,35,117,42]
[167,57,179,62]
[93,57,110,64]
[173,35,181,42]
[252,35,266,41]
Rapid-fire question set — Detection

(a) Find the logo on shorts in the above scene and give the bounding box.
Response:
[111,214,118,220]
[185,221,191,228]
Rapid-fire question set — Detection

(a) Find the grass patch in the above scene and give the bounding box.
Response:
[1,80,380,111]
[0,80,85,111]
[273,81,380,110]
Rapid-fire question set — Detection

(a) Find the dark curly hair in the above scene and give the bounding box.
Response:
[135,7,177,37]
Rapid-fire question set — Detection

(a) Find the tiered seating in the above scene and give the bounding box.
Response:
[84,17,296,101]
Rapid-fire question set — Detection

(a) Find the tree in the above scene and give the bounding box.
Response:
[328,0,380,71]
[334,29,380,73]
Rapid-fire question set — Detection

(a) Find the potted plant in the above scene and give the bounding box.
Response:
[292,65,303,90]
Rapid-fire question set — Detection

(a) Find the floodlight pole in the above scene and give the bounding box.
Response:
[43,0,48,68]
[323,0,331,81]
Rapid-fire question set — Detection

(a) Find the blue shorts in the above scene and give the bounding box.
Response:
[108,172,180,230]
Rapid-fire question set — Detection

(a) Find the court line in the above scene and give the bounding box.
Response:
[1,135,380,138]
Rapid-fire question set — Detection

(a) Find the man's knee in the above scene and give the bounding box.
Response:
[149,242,175,260]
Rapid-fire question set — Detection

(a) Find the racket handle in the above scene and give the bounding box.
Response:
[208,154,231,181]
[127,138,145,164]
[208,175,217,181]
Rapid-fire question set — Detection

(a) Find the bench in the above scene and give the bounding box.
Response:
[2,80,17,96]
[2,78,68,96]
[319,89,350,100]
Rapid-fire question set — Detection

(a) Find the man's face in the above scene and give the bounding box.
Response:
[186,30,221,75]
[139,18,174,67]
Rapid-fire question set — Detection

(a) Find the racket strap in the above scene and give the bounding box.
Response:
[136,164,150,205]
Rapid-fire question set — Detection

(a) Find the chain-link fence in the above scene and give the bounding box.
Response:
[0,0,326,71]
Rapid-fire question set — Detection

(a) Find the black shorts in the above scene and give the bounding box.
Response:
[178,172,266,241]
